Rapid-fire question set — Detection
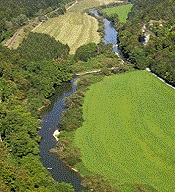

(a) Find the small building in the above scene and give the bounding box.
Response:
[39,16,47,22]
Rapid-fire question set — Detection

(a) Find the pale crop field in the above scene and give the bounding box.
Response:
[74,70,175,191]
[33,0,117,54]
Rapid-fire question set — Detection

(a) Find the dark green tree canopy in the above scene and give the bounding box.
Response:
[74,43,98,62]
[17,32,70,61]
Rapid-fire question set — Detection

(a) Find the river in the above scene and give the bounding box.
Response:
[39,9,121,192]
[89,9,123,59]
[39,78,83,192]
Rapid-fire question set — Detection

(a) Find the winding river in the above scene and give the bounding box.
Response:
[38,9,121,192]
[39,78,83,192]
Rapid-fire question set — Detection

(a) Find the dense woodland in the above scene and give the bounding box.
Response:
[117,0,175,85]
[0,31,74,191]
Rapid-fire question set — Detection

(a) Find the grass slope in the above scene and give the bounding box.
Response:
[74,70,175,192]
[102,4,133,23]
[34,0,116,54]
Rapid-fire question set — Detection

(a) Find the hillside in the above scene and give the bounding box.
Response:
[33,0,117,54]
[117,0,175,85]
[0,0,72,42]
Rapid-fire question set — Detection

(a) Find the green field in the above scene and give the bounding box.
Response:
[34,0,117,54]
[102,4,133,23]
[74,70,175,191]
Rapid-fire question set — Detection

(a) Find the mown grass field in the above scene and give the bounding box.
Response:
[34,0,117,54]
[74,70,175,192]
[102,4,133,23]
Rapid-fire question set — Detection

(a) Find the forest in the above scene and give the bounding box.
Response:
[0,31,74,191]
[117,0,175,85]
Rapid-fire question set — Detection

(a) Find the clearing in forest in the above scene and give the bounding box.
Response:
[33,0,117,54]
[74,70,175,192]
[102,4,133,23]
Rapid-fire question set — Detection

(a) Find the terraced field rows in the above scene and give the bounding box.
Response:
[34,0,117,54]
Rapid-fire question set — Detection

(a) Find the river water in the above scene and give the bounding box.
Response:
[39,78,83,192]
[89,9,122,57]
[39,9,120,192]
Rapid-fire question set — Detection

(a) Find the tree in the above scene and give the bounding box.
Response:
[74,43,98,62]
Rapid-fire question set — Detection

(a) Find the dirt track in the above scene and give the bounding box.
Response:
[6,27,24,48]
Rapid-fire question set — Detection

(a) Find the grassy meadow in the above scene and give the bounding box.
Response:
[102,4,133,23]
[34,0,117,54]
[74,70,175,191]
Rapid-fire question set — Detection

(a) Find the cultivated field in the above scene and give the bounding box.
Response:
[102,4,133,23]
[74,70,175,191]
[33,0,117,54]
